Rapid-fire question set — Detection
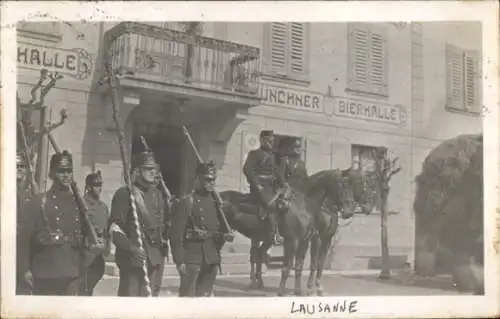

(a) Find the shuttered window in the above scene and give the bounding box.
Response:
[347,23,388,96]
[266,22,308,78]
[446,45,481,113]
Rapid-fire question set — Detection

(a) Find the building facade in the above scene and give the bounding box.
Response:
[16,21,482,270]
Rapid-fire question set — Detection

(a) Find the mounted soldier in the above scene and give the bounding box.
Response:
[243,130,283,245]
[81,170,110,296]
[276,137,308,211]
[109,140,170,297]
[170,161,229,297]
[18,150,89,295]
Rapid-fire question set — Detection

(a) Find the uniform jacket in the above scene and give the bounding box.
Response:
[19,186,84,279]
[109,183,168,267]
[243,147,281,191]
[170,191,224,265]
[278,156,308,191]
[83,194,110,266]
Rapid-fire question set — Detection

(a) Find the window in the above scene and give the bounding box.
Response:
[347,23,389,97]
[446,44,481,113]
[17,22,61,42]
[352,144,382,210]
[265,22,308,80]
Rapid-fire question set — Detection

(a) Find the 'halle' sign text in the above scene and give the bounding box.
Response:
[17,43,93,80]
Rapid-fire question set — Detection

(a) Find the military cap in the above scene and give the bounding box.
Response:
[132,136,157,169]
[49,150,73,171]
[260,130,274,138]
[196,161,217,177]
[85,170,103,187]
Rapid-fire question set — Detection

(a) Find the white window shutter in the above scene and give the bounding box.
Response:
[270,22,288,74]
[368,26,388,95]
[446,44,465,110]
[289,23,306,76]
[348,23,370,92]
[464,51,480,112]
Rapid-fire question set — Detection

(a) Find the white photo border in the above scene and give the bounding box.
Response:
[1,1,498,318]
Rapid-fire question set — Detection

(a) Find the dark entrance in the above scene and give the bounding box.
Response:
[132,123,185,197]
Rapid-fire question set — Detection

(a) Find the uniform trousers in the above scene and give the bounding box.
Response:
[82,255,105,296]
[178,262,218,297]
[117,260,165,297]
[32,277,80,296]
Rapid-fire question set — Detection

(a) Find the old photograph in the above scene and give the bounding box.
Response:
[2,1,499,318]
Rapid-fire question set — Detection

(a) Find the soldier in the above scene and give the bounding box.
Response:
[278,137,308,192]
[16,151,32,295]
[109,143,169,297]
[81,170,109,296]
[170,161,228,297]
[19,150,88,295]
[243,130,282,245]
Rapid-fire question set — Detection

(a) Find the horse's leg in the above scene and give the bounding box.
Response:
[256,240,272,289]
[308,234,320,295]
[278,238,296,296]
[315,232,335,296]
[249,240,259,289]
[294,237,310,296]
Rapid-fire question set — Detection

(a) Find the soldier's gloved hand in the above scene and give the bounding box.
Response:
[223,232,235,243]
[23,270,33,289]
[130,246,147,267]
[177,263,187,276]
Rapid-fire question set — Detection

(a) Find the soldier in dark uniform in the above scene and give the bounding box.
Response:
[81,170,109,296]
[16,151,33,295]
[109,144,169,297]
[19,150,88,295]
[243,130,282,245]
[278,137,308,193]
[170,162,228,297]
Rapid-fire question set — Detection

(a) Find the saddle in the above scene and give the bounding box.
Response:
[232,191,290,216]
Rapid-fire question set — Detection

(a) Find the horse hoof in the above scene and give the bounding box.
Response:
[294,290,304,296]
[249,282,259,290]
[317,290,324,297]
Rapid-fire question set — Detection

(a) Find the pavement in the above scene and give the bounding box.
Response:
[94,270,466,297]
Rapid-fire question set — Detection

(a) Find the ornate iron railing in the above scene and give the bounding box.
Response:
[104,22,261,95]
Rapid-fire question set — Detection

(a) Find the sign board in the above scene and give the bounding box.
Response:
[17,42,93,80]
[259,84,324,113]
[334,97,407,125]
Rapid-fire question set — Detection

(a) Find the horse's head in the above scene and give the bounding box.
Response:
[344,168,377,215]
[322,170,357,219]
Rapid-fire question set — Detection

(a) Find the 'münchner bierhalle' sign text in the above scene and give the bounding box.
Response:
[335,97,407,125]
[260,85,324,113]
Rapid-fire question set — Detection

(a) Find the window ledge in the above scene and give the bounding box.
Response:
[445,106,481,117]
[17,29,62,43]
[345,88,390,100]
[260,72,310,88]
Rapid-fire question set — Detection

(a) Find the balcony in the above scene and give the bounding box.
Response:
[103,22,261,98]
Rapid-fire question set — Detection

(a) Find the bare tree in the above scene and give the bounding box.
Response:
[373,147,401,279]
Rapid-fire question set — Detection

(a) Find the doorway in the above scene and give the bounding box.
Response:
[132,122,185,197]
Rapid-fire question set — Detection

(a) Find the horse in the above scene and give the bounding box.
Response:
[305,169,376,296]
[221,167,366,295]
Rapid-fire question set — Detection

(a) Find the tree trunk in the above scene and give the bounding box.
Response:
[379,189,391,279]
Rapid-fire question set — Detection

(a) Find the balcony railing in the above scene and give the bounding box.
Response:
[104,22,261,95]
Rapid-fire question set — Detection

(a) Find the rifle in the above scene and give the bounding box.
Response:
[106,64,152,297]
[46,133,104,250]
[181,126,234,242]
